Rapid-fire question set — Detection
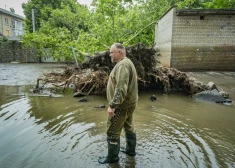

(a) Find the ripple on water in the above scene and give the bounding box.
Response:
[0,98,32,126]
[133,105,235,168]
[1,86,235,168]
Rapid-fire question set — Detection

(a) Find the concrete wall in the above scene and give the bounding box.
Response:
[171,13,235,71]
[0,43,67,63]
[154,8,175,67]
[0,42,39,63]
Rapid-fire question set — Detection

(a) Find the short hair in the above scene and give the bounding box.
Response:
[112,43,126,54]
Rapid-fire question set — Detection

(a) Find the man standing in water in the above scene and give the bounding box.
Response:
[98,43,138,164]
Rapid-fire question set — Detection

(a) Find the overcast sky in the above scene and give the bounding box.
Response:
[0,0,92,17]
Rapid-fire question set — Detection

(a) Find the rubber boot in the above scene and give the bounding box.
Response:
[98,138,120,164]
[120,132,136,156]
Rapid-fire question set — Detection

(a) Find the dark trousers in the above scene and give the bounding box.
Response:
[107,105,136,139]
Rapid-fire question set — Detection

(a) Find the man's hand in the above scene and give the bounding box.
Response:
[107,107,115,117]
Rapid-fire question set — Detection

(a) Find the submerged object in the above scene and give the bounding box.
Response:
[150,95,157,101]
[29,93,63,98]
[94,105,105,108]
[78,97,87,102]
[194,89,232,105]
[73,91,87,97]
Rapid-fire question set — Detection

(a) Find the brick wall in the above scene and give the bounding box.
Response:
[155,7,235,71]
[0,42,39,63]
[171,12,235,71]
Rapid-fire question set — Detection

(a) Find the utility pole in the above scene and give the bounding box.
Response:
[71,47,79,66]
[32,8,35,32]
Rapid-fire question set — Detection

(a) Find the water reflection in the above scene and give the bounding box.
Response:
[0,85,235,168]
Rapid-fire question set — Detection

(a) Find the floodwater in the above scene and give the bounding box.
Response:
[0,63,235,168]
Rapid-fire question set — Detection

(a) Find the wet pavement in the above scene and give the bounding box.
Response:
[0,63,65,86]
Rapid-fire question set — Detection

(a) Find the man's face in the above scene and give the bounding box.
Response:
[109,46,120,62]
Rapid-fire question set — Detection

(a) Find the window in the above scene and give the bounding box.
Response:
[12,20,16,28]
[17,22,21,29]
[12,20,24,31]
[5,18,8,25]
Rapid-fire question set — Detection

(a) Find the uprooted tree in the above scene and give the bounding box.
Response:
[36,44,211,96]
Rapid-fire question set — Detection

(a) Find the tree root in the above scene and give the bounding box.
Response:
[35,44,212,96]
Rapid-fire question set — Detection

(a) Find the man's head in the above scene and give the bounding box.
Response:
[109,43,126,62]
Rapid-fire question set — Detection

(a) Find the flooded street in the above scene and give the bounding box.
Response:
[0,63,235,168]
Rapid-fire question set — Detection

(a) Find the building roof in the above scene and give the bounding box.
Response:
[0,8,25,20]
[158,6,235,21]
[176,8,235,16]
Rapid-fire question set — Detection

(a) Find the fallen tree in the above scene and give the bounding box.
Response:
[36,44,211,96]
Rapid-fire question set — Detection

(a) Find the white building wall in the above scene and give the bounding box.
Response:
[154,7,175,67]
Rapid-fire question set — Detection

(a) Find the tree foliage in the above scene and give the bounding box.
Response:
[10,8,15,13]
[22,0,83,32]
[177,0,235,9]
[22,0,91,61]
[21,0,235,61]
